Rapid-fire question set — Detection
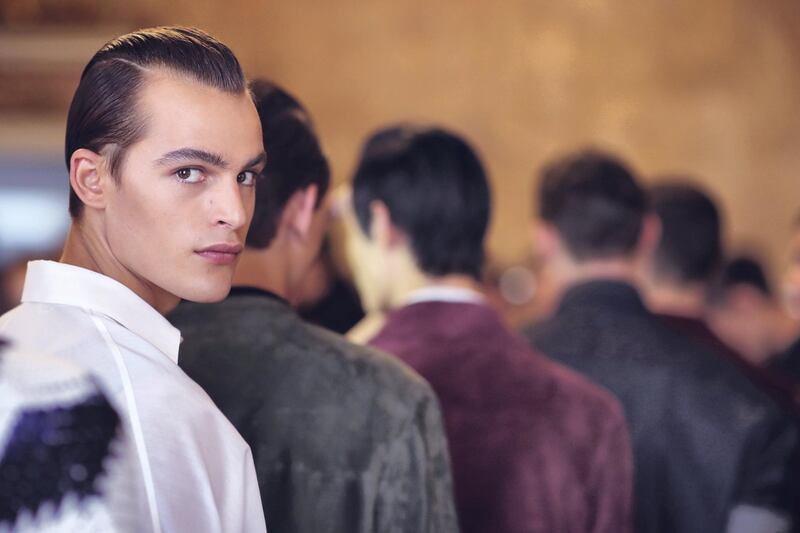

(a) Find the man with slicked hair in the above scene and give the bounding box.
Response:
[170,80,458,533]
[0,27,266,532]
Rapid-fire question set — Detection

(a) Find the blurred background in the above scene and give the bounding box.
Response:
[1,0,799,322]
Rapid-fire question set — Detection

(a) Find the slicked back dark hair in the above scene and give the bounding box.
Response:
[537,149,647,261]
[651,182,722,285]
[65,26,246,218]
[352,125,490,280]
[246,79,330,249]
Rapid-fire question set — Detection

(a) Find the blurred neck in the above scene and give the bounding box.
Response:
[233,245,292,305]
[643,281,707,319]
[554,255,640,288]
[766,305,800,352]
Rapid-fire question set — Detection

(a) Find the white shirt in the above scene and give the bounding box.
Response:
[405,285,485,306]
[0,261,267,533]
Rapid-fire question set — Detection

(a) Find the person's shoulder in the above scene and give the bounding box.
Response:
[301,321,435,401]
[1,300,92,331]
[0,341,93,392]
[519,318,548,343]
[536,353,627,423]
[520,311,576,346]
[0,302,102,356]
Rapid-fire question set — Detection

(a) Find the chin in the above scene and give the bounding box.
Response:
[179,282,232,303]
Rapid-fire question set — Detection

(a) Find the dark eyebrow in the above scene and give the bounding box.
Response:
[155,148,228,168]
[243,152,267,171]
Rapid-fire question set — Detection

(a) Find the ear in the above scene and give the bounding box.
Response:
[637,214,662,257]
[69,148,109,210]
[532,220,559,260]
[283,184,319,240]
[368,200,404,249]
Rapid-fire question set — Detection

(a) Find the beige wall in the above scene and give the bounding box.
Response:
[10,0,800,279]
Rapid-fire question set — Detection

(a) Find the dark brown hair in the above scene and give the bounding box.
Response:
[65,26,246,218]
[352,125,490,280]
[538,149,647,261]
[245,79,329,249]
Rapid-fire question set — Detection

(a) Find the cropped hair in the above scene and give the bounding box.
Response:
[709,255,773,305]
[352,125,490,280]
[65,26,246,218]
[537,149,647,261]
[245,79,329,249]
[650,182,722,284]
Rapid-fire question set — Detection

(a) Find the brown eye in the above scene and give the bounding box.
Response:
[237,171,256,186]
[175,168,202,183]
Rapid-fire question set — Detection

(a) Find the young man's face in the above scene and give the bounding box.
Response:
[102,72,265,306]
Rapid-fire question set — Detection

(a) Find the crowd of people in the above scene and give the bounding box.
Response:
[0,25,799,533]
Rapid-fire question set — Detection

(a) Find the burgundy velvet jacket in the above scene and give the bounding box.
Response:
[369,300,633,533]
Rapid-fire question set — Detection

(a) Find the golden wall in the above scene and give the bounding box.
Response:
[6,0,800,279]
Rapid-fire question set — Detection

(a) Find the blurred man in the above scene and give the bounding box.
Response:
[708,256,800,366]
[772,216,800,389]
[642,183,799,415]
[169,81,458,533]
[0,27,266,532]
[522,151,799,533]
[349,126,633,533]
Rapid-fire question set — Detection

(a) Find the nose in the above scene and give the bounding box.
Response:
[209,176,250,230]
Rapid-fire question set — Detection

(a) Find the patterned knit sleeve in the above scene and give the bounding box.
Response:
[0,341,126,533]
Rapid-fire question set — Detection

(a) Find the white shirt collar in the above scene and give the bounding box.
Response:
[405,285,486,306]
[21,260,182,363]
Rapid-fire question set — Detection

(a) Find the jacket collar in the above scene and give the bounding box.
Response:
[229,285,291,308]
[557,279,648,316]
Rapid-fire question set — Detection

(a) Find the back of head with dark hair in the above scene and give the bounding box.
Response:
[537,149,647,261]
[650,182,722,285]
[65,26,246,218]
[352,125,490,280]
[245,79,330,249]
[720,256,772,295]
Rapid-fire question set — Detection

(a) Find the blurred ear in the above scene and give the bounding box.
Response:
[369,200,405,249]
[637,214,662,258]
[533,220,559,260]
[69,148,108,210]
[282,185,319,240]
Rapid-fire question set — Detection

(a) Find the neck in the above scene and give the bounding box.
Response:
[643,281,707,319]
[60,222,178,315]
[553,256,639,289]
[232,246,292,304]
[765,306,800,353]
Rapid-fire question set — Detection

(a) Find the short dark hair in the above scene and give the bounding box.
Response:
[537,149,647,261]
[65,26,246,218]
[245,79,330,249]
[650,182,722,285]
[719,256,772,296]
[352,125,490,280]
